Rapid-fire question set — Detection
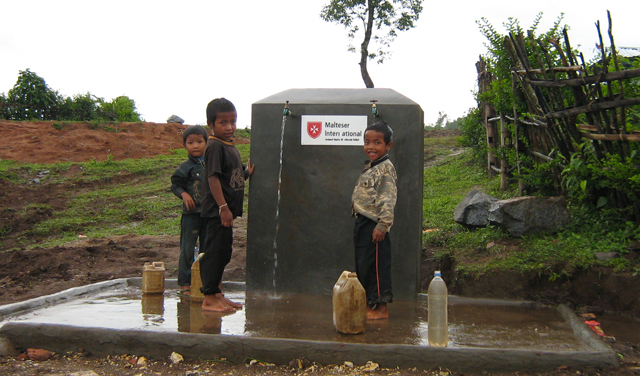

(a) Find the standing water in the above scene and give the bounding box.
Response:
[428,270,448,346]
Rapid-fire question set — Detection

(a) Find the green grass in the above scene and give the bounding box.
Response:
[2,144,255,249]
[422,137,640,278]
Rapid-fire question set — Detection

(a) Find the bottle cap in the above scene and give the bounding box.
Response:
[434,270,441,277]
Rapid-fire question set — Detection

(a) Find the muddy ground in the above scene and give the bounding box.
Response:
[0,120,638,375]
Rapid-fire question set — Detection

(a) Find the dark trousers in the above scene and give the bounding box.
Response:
[354,215,393,307]
[178,213,207,286]
[200,216,233,295]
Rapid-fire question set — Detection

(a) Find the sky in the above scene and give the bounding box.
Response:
[1,1,639,128]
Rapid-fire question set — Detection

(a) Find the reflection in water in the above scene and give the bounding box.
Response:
[175,300,236,335]
[4,287,601,350]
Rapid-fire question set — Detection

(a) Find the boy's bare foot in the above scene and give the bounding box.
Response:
[221,294,243,309]
[366,303,389,320]
[202,293,236,312]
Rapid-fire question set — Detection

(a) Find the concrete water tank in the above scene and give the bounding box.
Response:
[247,88,424,299]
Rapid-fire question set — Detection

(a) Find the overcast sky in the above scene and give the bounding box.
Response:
[1,1,639,127]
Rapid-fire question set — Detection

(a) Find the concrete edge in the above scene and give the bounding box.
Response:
[0,279,129,318]
[557,304,618,355]
[0,322,620,373]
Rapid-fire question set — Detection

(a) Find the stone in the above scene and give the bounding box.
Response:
[169,352,183,364]
[594,252,619,261]
[454,189,498,228]
[27,348,53,361]
[166,114,184,124]
[488,196,570,236]
[0,335,19,357]
[361,361,379,372]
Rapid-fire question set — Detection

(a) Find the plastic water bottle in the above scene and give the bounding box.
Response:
[194,245,199,262]
[428,270,448,347]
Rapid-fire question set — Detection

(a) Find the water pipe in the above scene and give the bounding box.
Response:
[283,101,292,117]
[371,100,378,117]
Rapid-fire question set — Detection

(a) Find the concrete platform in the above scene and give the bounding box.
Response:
[0,278,618,373]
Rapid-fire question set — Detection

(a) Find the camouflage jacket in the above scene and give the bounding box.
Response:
[351,155,397,233]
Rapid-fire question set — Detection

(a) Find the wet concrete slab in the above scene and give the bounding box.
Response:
[0,278,618,373]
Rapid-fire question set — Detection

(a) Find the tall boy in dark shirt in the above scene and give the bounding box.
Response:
[200,98,254,312]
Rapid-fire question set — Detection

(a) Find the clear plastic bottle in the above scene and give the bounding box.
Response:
[427,270,448,347]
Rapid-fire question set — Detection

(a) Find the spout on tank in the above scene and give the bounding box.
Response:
[370,100,379,118]
[283,101,293,117]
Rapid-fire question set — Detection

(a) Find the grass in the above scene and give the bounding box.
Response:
[422,136,640,278]
[1,144,252,249]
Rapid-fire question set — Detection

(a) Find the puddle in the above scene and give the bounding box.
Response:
[2,286,592,351]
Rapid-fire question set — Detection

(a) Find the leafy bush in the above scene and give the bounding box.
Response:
[6,69,60,120]
[57,93,98,121]
[97,96,143,122]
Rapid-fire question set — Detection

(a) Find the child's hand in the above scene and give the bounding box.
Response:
[220,206,234,227]
[246,158,255,176]
[181,192,196,211]
[372,229,386,243]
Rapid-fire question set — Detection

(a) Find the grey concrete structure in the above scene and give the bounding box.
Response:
[0,279,620,372]
[247,89,424,299]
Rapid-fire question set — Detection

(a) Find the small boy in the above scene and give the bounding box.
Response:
[351,121,397,320]
[200,98,254,312]
[171,125,209,296]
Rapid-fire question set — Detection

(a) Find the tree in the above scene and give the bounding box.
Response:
[320,0,422,88]
[97,96,143,122]
[7,68,60,120]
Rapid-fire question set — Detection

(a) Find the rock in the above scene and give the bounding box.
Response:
[361,361,379,372]
[166,115,185,124]
[0,335,19,357]
[136,356,147,365]
[67,371,100,376]
[454,189,498,228]
[344,361,354,368]
[594,252,619,261]
[170,352,184,364]
[488,196,570,236]
[27,348,54,361]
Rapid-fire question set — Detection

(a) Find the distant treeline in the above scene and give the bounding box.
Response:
[0,68,142,122]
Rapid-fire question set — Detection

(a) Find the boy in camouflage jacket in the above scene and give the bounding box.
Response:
[351,121,397,320]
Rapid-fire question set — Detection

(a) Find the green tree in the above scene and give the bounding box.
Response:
[7,68,60,120]
[0,92,10,120]
[320,0,422,88]
[57,92,99,121]
[97,96,143,122]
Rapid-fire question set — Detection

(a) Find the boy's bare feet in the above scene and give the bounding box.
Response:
[202,293,236,312]
[366,303,389,320]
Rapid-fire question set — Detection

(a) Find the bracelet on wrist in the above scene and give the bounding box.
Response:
[218,203,228,214]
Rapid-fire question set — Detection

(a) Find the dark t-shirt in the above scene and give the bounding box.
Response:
[201,137,245,218]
